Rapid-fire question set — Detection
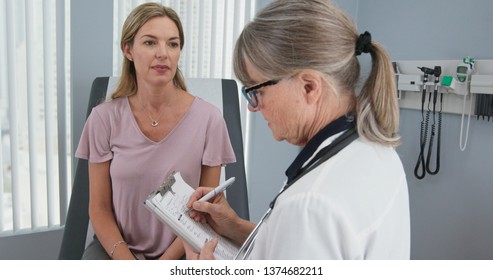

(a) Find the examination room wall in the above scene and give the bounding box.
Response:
[356,0,493,259]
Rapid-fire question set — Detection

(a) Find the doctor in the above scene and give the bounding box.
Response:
[186,0,410,260]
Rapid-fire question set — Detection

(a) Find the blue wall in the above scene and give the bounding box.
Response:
[357,0,493,259]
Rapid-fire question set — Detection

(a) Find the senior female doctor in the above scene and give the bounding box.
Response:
[186,0,410,260]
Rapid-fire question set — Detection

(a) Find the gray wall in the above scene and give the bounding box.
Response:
[71,0,114,172]
[356,0,493,260]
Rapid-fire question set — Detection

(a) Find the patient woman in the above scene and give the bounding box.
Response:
[75,3,235,259]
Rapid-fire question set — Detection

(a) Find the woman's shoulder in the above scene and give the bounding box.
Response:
[190,96,222,117]
[83,97,129,128]
[91,97,128,116]
[93,96,126,109]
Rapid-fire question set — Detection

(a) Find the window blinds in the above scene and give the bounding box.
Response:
[0,0,71,235]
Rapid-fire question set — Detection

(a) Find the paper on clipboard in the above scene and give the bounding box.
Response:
[144,171,240,260]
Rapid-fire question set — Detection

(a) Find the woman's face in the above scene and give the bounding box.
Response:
[124,16,181,88]
[244,61,309,146]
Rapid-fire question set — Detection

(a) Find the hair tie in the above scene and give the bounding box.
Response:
[355,31,372,56]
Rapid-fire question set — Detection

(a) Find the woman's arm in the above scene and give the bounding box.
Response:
[159,238,185,260]
[199,165,221,188]
[88,161,135,260]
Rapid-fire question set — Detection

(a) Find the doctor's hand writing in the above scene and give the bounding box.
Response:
[187,187,239,237]
[186,187,256,248]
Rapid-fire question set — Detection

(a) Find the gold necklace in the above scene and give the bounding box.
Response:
[137,97,164,127]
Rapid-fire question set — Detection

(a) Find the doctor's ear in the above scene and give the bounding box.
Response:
[297,70,323,104]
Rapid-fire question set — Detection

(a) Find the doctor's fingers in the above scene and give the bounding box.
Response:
[186,187,214,208]
[192,199,233,220]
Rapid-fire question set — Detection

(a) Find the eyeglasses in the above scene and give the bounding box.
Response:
[241,79,279,108]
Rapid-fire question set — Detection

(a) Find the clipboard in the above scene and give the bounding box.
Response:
[144,171,240,260]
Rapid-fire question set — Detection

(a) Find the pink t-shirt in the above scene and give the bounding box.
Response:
[76,96,236,259]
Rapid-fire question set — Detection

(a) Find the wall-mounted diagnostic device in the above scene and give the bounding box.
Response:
[456,65,469,82]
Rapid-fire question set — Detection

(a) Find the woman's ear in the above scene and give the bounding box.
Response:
[299,70,323,105]
[123,43,133,61]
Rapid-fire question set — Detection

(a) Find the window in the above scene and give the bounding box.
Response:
[0,0,71,235]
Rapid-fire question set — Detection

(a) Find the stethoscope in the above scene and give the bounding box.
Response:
[234,127,358,259]
[233,202,273,259]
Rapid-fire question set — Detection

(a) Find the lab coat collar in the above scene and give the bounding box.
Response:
[285,115,354,184]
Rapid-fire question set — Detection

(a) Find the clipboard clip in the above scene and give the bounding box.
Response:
[152,171,177,197]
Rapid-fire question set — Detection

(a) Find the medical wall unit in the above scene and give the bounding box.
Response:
[393,59,493,179]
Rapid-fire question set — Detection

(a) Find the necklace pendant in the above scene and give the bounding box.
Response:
[151,121,159,127]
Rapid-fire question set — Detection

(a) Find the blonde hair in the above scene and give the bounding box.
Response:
[111,2,186,99]
[233,0,400,147]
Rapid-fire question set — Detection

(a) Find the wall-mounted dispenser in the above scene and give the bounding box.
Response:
[470,75,493,94]
[397,74,422,92]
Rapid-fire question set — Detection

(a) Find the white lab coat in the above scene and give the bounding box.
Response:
[249,136,410,259]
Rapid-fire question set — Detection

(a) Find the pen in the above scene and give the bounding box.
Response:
[186,177,236,213]
[198,177,236,203]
